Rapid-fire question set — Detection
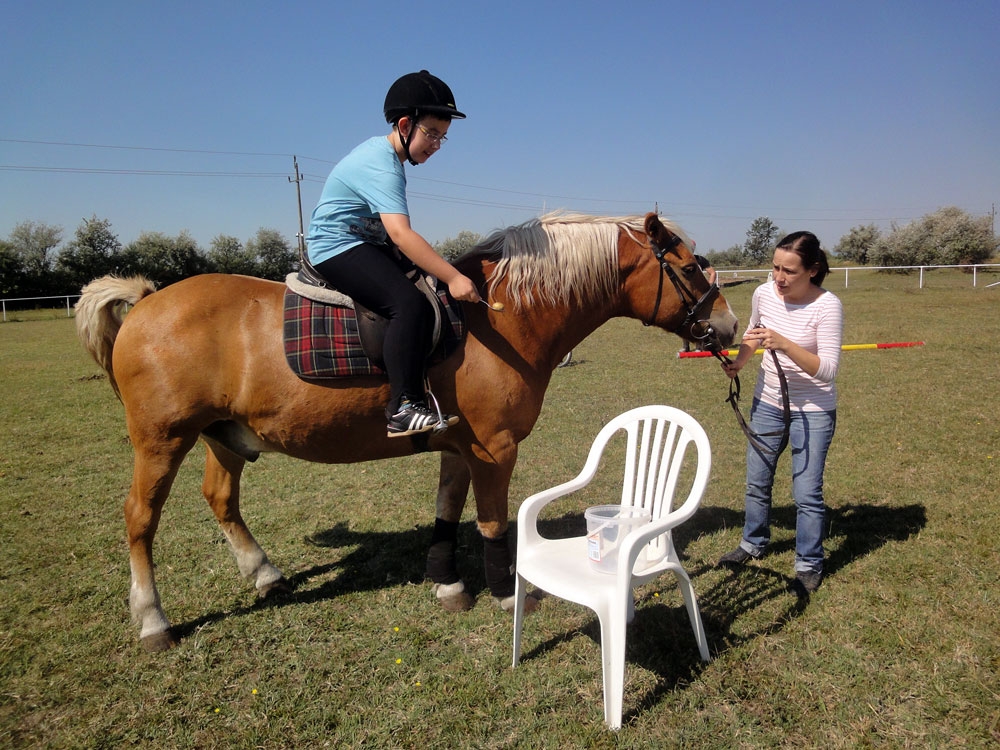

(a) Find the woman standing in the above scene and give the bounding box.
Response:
[717,231,843,594]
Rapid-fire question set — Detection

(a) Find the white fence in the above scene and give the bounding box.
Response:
[2,294,81,322]
[3,263,999,322]
[715,263,1000,290]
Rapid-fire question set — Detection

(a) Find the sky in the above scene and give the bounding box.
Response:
[2,1,998,255]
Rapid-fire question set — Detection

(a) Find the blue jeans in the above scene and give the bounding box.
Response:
[738,399,837,574]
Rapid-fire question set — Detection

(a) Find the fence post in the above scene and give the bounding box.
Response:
[919,267,924,289]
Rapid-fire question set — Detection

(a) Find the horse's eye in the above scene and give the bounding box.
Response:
[683,264,699,276]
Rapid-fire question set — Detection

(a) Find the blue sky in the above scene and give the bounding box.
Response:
[2,1,997,254]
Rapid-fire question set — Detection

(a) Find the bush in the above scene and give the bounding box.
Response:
[870,206,996,268]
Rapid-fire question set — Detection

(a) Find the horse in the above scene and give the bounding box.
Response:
[75,211,738,651]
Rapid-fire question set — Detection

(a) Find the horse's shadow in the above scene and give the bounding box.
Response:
[174,501,926,717]
[172,519,488,641]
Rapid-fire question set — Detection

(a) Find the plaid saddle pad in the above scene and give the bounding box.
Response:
[282,288,466,380]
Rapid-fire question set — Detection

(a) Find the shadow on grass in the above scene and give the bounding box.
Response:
[171,500,926,707]
[171,519,487,642]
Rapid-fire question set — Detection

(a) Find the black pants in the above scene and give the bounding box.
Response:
[314,243,432,416]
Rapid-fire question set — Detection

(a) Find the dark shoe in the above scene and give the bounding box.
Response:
[717,547,754,567]
[794,571,822,595]
[387,400,458,438]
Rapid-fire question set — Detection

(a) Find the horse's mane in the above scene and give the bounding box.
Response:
[464,211,692,309]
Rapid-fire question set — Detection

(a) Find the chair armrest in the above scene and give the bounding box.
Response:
[614,482,709,577]
[517,475,589,547]
[516,431,613,547]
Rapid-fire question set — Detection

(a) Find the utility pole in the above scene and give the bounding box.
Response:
[288,156,306,256]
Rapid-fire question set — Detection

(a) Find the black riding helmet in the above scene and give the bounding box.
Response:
[383,70,465,165]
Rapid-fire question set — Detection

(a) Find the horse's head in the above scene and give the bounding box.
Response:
[464,211,737,359]
[639,212,738,351]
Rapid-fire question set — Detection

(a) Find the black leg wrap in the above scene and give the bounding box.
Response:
[426,542,460,585]
[483,532,515,598]
[430,517,459,546]
[426,519,461,584]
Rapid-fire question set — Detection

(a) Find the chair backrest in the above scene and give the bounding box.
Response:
[586,405,711,563]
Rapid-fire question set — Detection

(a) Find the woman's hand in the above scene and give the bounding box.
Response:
[748,325,823,377]
[721,360,742,379]
[747,326,789,352]
[720,330,766,379]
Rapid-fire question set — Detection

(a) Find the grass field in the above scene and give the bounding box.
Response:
[1,270,998,748]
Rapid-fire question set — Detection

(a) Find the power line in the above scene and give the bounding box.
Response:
[0,137,293,159]
[0,165,286,177]
[0,137,957,226]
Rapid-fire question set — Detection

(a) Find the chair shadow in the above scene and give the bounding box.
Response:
[521,501,927,724]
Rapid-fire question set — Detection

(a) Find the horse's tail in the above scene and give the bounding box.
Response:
[75,275,157,398]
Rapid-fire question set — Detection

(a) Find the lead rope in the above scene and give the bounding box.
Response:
[712,347,791,456]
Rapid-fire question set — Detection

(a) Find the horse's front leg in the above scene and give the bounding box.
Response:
[202,439,289,598]
[427,450,475,611]
[467,447,541,615]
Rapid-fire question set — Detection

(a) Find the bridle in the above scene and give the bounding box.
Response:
[643,230,721,341]
[644,230,790,455]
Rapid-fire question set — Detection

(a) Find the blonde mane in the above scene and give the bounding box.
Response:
[467,212,691,309]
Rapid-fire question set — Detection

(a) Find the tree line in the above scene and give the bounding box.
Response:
[0,216,299,300]
[2,206,996,302]
[702,206,996,270]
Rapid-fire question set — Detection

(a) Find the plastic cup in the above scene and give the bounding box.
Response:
[585,505,652,573]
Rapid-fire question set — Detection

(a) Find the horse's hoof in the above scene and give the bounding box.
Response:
[432,581,475,612]
[495,593,541,614]
[258,578,293,599]
[140,630,178,652]
[440,592,476,611]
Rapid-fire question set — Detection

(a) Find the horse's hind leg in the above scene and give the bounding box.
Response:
[126,445,190,652]
[201,439,289,598]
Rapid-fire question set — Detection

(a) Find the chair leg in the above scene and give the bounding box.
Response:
[674,570,711,662]
[512,573,527,668]
[598,606,628,730]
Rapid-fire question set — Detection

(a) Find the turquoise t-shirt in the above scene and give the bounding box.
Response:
[306,136,409,265]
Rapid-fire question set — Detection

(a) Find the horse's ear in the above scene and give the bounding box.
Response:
[644,212,673,251]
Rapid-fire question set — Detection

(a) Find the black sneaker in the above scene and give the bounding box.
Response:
[387,401,459,438]
[717,547,755,567]
[794,571,822,594]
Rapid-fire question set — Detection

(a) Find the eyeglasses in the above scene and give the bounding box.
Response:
[416,123,448,145]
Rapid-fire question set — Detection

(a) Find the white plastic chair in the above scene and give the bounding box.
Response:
[512,405,712,730]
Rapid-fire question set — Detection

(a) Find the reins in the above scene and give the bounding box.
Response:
[642,224,790,456]
[710,345,791,456]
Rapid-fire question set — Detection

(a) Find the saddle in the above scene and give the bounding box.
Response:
[282,270,465,380]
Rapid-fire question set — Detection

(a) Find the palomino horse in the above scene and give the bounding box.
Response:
[75,212,738,651]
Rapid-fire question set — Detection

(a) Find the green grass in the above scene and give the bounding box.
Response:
[2,270,998,748]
